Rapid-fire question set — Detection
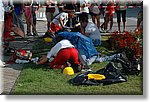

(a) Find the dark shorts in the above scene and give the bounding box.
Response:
[116,10,126,22]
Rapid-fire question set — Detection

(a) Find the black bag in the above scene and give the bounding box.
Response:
[70,62,128,86]
[112,57,141,75]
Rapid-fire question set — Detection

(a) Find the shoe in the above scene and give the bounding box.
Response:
[32,31,38,36]
[26,33,32,36]
[107,29,112,33]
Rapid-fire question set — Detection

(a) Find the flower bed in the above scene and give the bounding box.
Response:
[109,30,143,61]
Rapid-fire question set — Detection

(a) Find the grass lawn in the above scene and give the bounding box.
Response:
[11,37,143,95]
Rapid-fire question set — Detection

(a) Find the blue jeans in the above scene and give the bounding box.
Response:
[80,54,121,65]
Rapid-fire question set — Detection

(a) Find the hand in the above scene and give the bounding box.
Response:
[35,10,38,14]
[63,26,69,29]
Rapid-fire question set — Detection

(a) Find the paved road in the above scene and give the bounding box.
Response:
[35,7,142,34]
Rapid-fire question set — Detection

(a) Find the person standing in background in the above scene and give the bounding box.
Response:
[31,0,39,35]
[104,0,115,33]
[116,0,127,32]
[62,0,76,27]
[3,0,14,41]
[45,0,56,31]
[80,0,90,19]
[89,2,100,29]
[24,0,33,36]
[13,1,24,33]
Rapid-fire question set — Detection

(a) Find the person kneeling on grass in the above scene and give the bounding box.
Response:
[50,11,75,32]
[36,36,81,73]
[80,18,101,46]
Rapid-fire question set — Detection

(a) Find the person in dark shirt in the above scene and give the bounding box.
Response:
[13,1,24,32]
[45,0,55,31]
[62,0,77,27]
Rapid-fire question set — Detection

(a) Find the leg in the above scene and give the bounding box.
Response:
[26,20,31,35]
[95,54,121,62]
[47,21,50,31]
[17,14,25,33]
[101,16,106,31]
[116,10,121,32]
[91,16,95,24]
[3,15,14,41]
[104,14,109,31]
[69,48,79,65]
[109,15,114,31]
[96,15,100,29]
[50,48,71,69]
[122,10,127,32]
[46,12,51,31]
[69,48,80,72]
[32,16,37,35]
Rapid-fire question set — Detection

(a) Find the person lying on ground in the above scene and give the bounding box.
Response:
[56,32,129,66]
[36,36,81,72]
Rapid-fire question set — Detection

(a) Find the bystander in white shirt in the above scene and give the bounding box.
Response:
[52,12,68,27]
[80,0,90,13]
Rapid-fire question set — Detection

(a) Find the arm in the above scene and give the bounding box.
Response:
[37,56,48,65]
[58,18,64,28]
[80,27,90,37]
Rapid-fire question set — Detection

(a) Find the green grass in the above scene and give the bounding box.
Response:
[11,37,143,95]
[12,63,142,95]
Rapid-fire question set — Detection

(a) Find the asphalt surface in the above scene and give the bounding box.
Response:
[35,7,142,34]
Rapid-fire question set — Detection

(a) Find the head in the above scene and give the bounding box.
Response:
[80,18,88,28]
